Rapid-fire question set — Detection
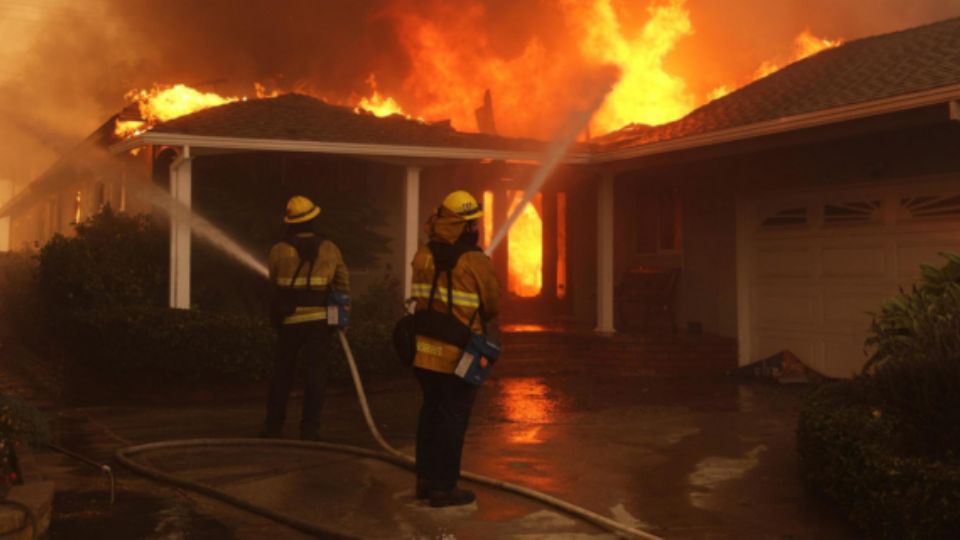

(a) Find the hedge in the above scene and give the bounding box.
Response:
[55,306,276,387]
[797,381,960,539]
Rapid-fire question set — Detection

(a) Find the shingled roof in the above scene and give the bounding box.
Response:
[597,16,960,150]
[147,93,548,153]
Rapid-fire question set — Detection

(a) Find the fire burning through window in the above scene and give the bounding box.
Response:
[507,191,543,298]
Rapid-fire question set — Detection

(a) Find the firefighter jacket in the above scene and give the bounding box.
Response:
[411,213,500,374]
[268,233,350,325]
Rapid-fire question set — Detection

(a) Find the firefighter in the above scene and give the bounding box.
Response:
[410,190,500,507]
[260,195,350,441]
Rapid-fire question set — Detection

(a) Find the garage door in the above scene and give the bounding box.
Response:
[740,179,960,378]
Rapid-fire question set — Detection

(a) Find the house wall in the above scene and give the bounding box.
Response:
[613,118,960,340]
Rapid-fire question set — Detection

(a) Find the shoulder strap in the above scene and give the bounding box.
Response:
[424,244,485,325]
[281,236,326,290]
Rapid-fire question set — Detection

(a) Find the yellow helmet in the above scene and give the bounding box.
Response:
[284,195,321,224]
[441,190,483,221]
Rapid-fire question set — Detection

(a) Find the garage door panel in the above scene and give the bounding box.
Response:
[756,246,815,278]
[822,338,869,378]
[897,241,960,282]
[744,182,960,378]
[821,290,887,327]
[821,244,887,278]
[755,290,817,326]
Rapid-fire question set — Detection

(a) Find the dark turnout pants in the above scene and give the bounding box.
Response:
[414,367,479,493]
[264,321,332,435]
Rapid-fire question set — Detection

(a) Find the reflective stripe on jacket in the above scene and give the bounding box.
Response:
[411,246,499,374]
[268,234,350,325]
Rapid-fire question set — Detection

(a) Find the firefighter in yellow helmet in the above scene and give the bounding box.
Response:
[260,195,350,440]
[410,189,500,507]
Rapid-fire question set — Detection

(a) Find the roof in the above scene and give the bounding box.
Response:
[598,16,960,150]
[146,93,551,154]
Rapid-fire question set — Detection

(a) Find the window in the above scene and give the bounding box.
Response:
[901,194,960,220]
[823,200,881,225]
[72,190,82,224]
[637,184,682,254]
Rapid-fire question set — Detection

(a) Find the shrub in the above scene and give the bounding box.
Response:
[864,252,960,459]
[798,382,960,539]
[337,272,406,379]
[38,207,166,312]
[0,393,50,447]
[56,305,275,388]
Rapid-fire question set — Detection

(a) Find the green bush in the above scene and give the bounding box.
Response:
[798,382,960,539]
[56,305,275,387]
[38,207,166,311]
[864,252,960,459]
[0,393,50,447]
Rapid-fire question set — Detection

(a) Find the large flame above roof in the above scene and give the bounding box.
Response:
[113,1,844,141]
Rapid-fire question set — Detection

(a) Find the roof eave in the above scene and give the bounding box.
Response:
[592,82,960,163]
[110,132,593,164]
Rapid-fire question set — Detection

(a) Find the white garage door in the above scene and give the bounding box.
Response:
[740,178,960,378]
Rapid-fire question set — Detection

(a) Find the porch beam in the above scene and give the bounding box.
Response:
[169,147,192,309]
[596,172,615,333]
[403,166,421,301]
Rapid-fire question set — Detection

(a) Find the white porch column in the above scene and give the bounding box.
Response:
[0,179,11,252]
[169,148,192,309]
[596,172,615,333]
[403,166,421,300]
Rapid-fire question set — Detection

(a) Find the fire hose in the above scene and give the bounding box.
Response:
[116,332,663,540]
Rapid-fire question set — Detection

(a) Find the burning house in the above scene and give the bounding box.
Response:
[1,16,959,378]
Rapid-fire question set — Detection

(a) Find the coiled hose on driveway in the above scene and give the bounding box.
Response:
[116,330,663,539]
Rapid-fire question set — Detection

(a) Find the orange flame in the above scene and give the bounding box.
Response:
[709,29,842,101]
[114,83,242,138]
[354,74,417,119]
[507,191,543,298]
[567,0,695,134]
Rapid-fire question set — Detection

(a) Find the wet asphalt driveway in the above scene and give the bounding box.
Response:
[21,356,863,540]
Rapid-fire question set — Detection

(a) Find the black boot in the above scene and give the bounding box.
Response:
[416,478,430,500]
[428,488,476,508]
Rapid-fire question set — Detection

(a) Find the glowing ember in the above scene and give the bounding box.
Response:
[507,191,543,298]
[355,74,416,119]
[114,83,241,138]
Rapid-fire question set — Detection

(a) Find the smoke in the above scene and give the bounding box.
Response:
[1,0,958,184]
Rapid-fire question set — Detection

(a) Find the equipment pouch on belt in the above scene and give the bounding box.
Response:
[454,333,501,386]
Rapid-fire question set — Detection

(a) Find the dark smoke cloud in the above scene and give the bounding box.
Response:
[1,0,958,182]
